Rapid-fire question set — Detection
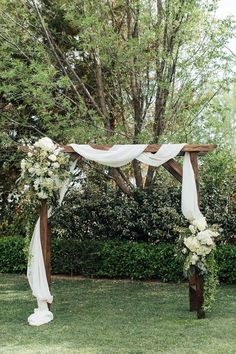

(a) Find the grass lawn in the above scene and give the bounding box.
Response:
[0,274,236,354]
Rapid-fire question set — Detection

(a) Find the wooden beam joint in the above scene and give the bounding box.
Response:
[162,159,183,183]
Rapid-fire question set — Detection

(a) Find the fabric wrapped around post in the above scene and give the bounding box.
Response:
[27,160,77,326]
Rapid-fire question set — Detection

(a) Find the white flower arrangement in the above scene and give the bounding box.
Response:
[180,217,219,275]
[20,137,72,202]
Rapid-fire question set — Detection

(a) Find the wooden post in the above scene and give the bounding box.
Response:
[196,273,205,319]
[189,273,197,311]
[189,152,205,319]
[40,200,51,306]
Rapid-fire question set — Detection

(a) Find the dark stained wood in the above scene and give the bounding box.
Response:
[62,144,216,154]
[196,274,205,319]
[188,152,205,319]
[162,159,183,183]
[40,201,51,290]
[189,274,197,311]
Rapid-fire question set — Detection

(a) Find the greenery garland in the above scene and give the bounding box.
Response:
[177,217,219,311]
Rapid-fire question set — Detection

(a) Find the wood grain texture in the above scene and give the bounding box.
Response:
[196,274,205,319]
[189,274,198,312]
[40,201,51,288]
[162,159,183,183]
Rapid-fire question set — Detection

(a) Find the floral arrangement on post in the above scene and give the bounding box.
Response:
[20,137,72,206]
[178,216,219,310]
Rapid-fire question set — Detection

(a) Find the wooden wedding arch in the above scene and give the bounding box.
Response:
[32,143,216,319]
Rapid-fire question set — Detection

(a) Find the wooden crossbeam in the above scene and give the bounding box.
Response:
[162,159,183,183]
[62,144,216,155]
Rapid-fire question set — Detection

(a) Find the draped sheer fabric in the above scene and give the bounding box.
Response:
[27,144,204,325]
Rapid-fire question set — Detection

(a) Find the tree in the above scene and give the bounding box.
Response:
[0,0,235,197]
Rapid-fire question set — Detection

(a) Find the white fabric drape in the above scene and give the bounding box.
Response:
[69,144,148,167]
[182,152,204,221]
[137,143,186,166]
[27,218,53,304]
[27,143,204,325]
[27,217,53,326]
[27,161,77,326]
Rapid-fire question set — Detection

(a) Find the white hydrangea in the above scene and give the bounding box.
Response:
[48,154,57,162]
[196,230,214,246]
[190,253,199,265]
[37,191,48,199]
[184,236,201,253]
[52,162,60,169]
[34,137,55,151]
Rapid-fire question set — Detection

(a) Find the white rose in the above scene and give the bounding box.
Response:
[184,236,201,253]
[21,159,26,170]
[48,154,57,162]
[182,248,188,254]
[190,254,199,265]
[192,217,207,231]
[52,162,60,169]
[37,191,48,199]
[54,148,61,156]
[34,137,55,151]
[28,167,35,174]
[27,152,33,158]
[196,230,214,246]
[24,184,30,192]
[48,170,53,176]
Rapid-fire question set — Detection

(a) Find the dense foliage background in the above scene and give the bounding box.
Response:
[0,0,236,273]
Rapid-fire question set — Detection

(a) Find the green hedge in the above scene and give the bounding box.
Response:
[1,237,236,283]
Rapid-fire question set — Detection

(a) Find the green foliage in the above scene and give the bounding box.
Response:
[0,237,26,273]
[203,250,218,311]
[216,245,236,283]
[0,0,235,232]
[1,237,236,284]
[3,274,236,353]
[96,241,181,282]
[200,150,236,241]
[51,183,186,243]
[51,169,236,243]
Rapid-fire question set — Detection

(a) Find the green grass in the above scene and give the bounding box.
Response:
[0,274,236,353]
